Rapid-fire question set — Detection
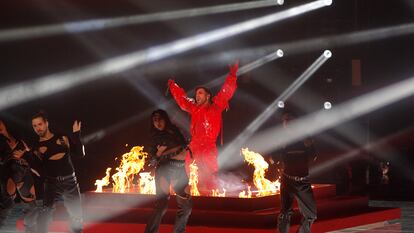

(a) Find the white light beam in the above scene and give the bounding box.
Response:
[0,0,330,111]
[0,0,284,42]
[220,50,332,169]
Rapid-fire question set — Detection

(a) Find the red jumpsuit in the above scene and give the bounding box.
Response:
[168,65,238,193]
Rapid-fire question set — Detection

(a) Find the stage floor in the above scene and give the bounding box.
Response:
[9,184,402,232]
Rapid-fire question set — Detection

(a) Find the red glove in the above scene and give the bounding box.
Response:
[168,78,175,87]
[229,60,239,77]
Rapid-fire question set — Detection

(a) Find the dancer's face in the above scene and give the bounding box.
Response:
[195,88,210,106]
[152,114,166,131]
[32,117,49,138]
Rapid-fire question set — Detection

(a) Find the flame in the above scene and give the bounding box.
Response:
[94,146,158,194]
[211,188,226,197]
[238,185,252,198]
[139,172,156,194]
[241,148,280,197]
[94,146,282,198]
[188,161,200,196]
[111,146,148,193]
[169,186,176,195]
[95,168,112,192]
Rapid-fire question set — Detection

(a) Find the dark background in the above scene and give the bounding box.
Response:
[0,0,413,197]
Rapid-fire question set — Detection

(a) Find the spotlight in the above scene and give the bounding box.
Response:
[0,0,331,111]
[276,49,284,57]
[0,0,286,42]
[278,101,285,108]
[85,50,284,143]
[245,73,414,160]
[219,50,331,170]
[324,101,332,109]
[323,0,333,6]
[323,50,332,58]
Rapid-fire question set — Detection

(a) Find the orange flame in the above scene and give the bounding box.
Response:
[139,172,156,194]
[241,148,280,197]
[94,146,157,194]
[169,186,176,195]
[111,146,148,193]
[211,188,226,197]
[95,168,112,192]
[189,161,200,196]
[238,185,252,198]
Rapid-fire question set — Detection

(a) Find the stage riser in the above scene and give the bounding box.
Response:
[82,184,335,212]
[46,187,377,228]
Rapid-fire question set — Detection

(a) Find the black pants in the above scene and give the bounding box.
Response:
[278,176,317,233]
[38,176,83,233]
[144,160,192,233]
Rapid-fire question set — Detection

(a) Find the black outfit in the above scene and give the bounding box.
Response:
[0,139,40,233]
[274,140,317,233]
[34,132,84,233]
[144,127,192,233]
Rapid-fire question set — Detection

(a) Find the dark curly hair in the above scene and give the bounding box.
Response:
[150,109,176,135]
[31,110,48,122]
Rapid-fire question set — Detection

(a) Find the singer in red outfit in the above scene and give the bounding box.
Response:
[168,62,239,195]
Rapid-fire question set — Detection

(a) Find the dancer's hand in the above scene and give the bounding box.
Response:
[229,60,239,76]
[12,141,30,158]
[73,120,82,133]
[13,149,26,158]
[22,140,30,152]
[168,78,175,87]
[156,145,168,157]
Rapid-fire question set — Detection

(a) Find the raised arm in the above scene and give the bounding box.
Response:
[168,79,195,113]
[213,61,239,111]
[304,138,317,162]
[69,120,85,158]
